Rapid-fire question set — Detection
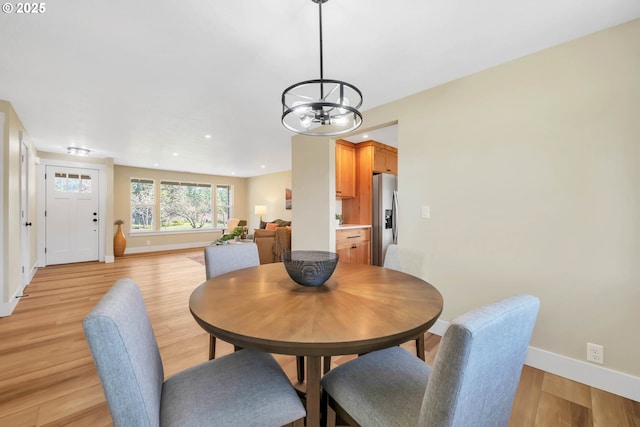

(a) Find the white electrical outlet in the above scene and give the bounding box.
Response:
[587,342,604,364]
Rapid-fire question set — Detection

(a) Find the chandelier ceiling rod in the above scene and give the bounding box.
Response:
[317,0,324,98]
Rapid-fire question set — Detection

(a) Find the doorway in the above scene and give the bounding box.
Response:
[20,135,31,285]
[45,166,100,265]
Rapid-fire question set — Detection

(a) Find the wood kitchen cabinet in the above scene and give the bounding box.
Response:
[341,140,397,226]
[336,227,371,265]
[335,140,356,198]
[373,145,398,175]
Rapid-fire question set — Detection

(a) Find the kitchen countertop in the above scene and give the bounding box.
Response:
[337,224,372,230]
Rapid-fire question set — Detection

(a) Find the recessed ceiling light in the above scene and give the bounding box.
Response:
[205,134,212,139]
[154,163,159,167]
[67,146,90,156]
[261,165,266,168]
[173,152,179,156]
[362,134,368,139]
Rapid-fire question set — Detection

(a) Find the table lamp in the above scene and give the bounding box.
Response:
[255,205,267,223]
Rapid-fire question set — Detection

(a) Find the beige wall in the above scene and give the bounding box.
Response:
[291,136,336,251]
[113,165,251,251]
[247,170,292,231]
[293,20,640,380]
[0,101,38,314]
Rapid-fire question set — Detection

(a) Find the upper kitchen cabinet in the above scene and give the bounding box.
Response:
[372,144,398,175]
[341,140,398,226]
[336,140,356,198]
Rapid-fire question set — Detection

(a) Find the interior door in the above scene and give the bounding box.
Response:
[46,166,99,265]
[20,136,31,285]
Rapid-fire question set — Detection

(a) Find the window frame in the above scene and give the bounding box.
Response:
[129,177,230,235]
[159,180,214,232]
[130,178,155,233]
[215,184,234,229]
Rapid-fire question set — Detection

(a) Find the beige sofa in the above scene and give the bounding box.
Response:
[253,226,291,264]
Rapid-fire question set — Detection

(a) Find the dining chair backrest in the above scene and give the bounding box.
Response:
[419,294,540,427]
[383,243,401,271]
[204,242,260,280]
[83,278,164,427]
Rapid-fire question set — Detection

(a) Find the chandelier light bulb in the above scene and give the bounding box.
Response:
[332,115,348,126]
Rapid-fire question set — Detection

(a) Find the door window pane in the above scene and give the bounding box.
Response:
[54,172,67,192]
[80,175,92,193]
[67,174,80,192]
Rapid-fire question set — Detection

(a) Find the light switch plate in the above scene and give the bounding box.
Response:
[421,206,430,219]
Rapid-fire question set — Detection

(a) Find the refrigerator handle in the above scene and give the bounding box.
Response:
[392,190,398,244]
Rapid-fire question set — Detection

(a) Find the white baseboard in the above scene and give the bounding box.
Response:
[0,281,28,317]
[427,320,640,402]
[123,241,211,255]
[0,297,19,317]
[104,255,114,263]
[427,319,450,336]
[525,347,640,402]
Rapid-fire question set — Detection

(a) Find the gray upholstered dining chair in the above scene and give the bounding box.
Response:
[204,242,261,360]
[83,278,305,427]
[382,243,401,270]
[204,243,309,383]
[321,294,540,427]
[383,243,426,360]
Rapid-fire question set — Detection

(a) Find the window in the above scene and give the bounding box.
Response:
[216,184,233,228]
[131,178,154,231]
[160,181,213,231]
[55,172,92,193]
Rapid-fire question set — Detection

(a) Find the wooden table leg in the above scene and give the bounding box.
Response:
[306,355,322,427]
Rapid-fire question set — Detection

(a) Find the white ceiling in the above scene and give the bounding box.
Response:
[1,1,638,177]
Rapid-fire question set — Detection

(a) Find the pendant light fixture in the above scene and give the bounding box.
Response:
[281,0,363,136]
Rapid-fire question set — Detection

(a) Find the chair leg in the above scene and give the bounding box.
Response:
[323,356,332,374]
[209,335,216,360]
[416,333,425,361]
[291,418,305,427]
[326,403,337,427]
[296,356,305,383]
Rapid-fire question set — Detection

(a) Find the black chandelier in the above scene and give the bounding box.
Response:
[281,0,363,136]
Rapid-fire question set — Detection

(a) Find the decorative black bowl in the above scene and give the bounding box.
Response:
[282,250,339,287]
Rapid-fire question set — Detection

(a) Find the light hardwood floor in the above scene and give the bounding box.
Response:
[0,248,638,427]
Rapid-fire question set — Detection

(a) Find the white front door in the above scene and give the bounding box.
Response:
[46,166,100,265]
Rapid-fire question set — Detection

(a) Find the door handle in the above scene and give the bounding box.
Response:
[93,219,98,222]
[25,222,32,226]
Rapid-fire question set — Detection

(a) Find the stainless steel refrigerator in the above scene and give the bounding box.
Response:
[372,173,398,266]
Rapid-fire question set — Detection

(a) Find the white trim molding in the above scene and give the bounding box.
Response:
[427,320,640,402]
[123,241,212,255]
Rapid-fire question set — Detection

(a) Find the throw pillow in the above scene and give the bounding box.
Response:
[265,222,279,231]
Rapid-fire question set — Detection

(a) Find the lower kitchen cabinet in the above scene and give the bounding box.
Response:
[336,227,371,265]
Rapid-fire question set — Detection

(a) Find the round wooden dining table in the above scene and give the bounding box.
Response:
[189,262,443,427]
